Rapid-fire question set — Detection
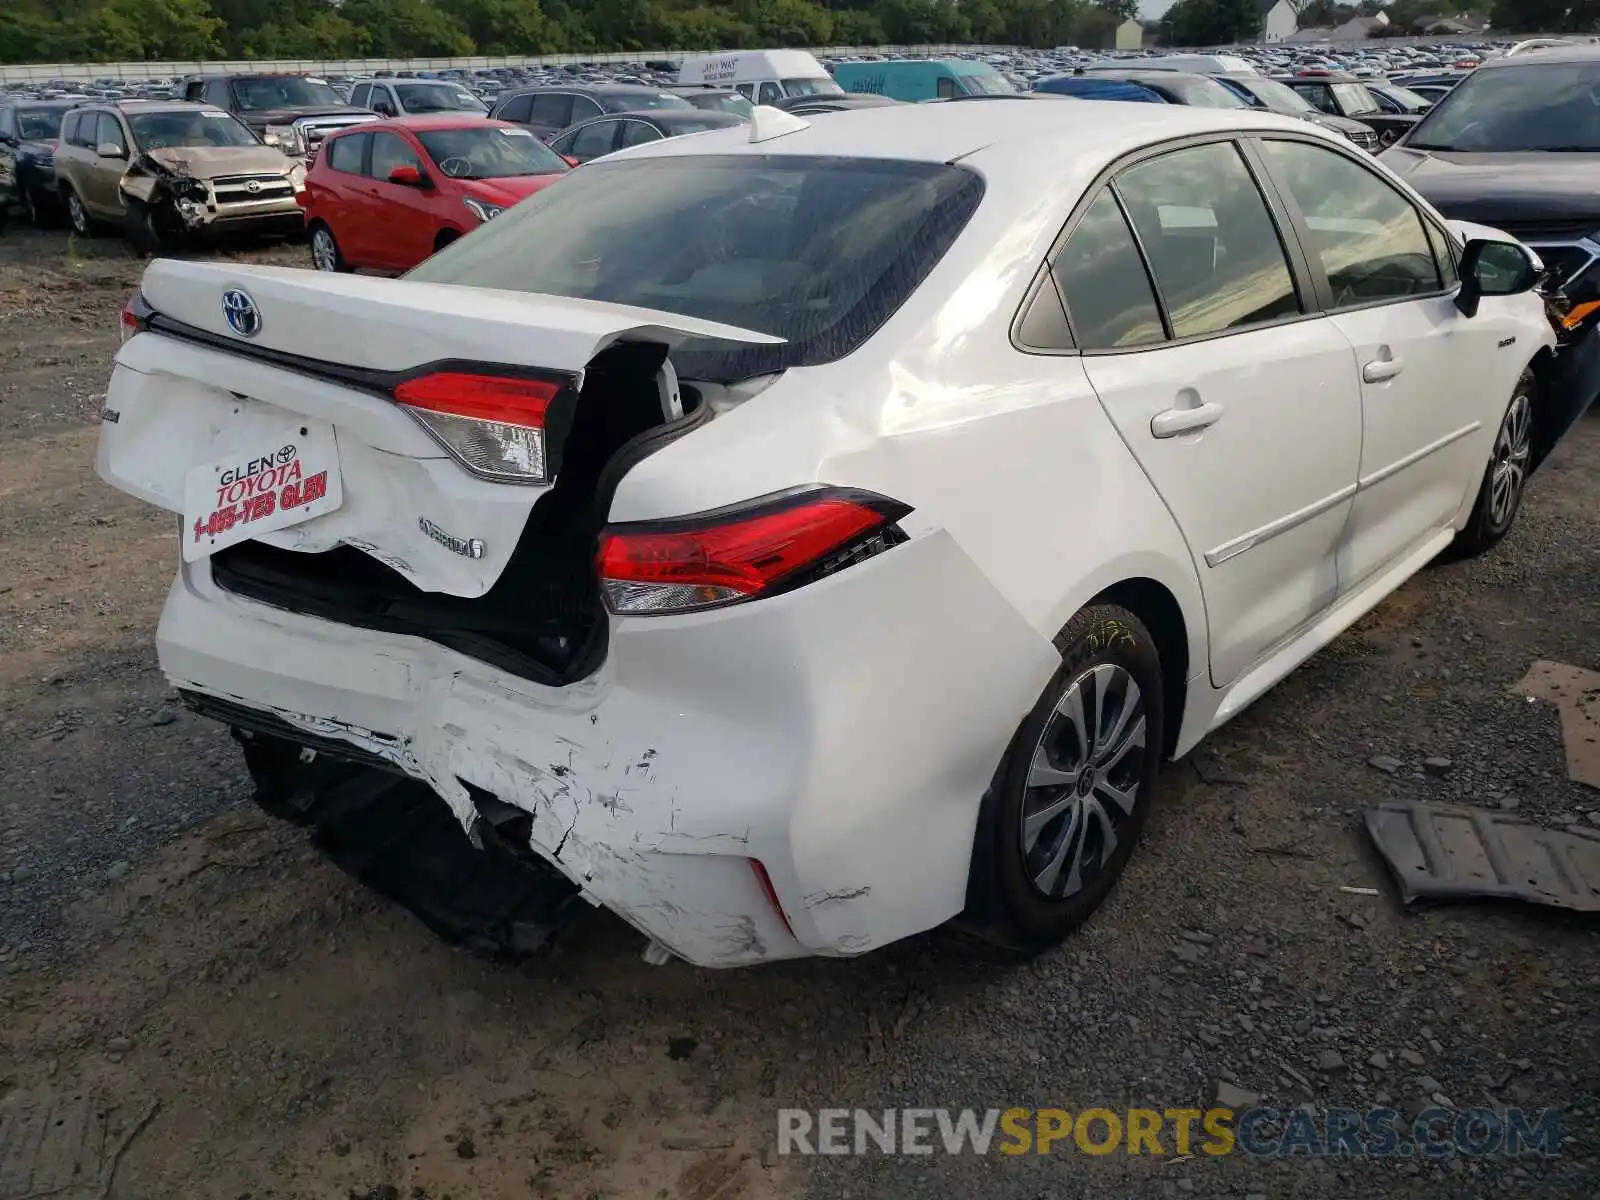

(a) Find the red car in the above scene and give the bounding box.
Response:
[299,116,570,273]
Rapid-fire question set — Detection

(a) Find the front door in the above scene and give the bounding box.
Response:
[1056,140,1364,687]
[364,131,437,270]
[1254,136,1508,589]
[83,112,130,218]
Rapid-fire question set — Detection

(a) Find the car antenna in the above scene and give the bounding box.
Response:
[748,105,810,144]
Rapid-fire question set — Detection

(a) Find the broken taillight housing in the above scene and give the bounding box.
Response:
[595,487,911,616]
[394,371,566,485]
[120,291,152,342]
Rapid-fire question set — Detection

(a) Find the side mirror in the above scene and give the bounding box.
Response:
[388,164,428,187]
[1456,237,1543,318]
[96,141,126,159]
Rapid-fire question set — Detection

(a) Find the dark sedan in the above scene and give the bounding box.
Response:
[0,98,84,227]
[548,109,745,164]
[490,85,693,140]
[1215,73,1380,152]
[1034,70,1247,108]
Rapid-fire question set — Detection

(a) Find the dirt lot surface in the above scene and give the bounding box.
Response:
[0,225,1597,1200]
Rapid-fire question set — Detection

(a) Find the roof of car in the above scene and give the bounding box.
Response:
[501,83,681,98]
[1,97,86,109]
[380,115,524,132]
[606,96,1322,167]
[1477,44,1600,69]
[103,100,221,114]
[630,109,746,129]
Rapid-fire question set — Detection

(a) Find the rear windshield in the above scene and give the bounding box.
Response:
[958,71,1015,96]
[409,154,984,379]
[394,82,487,113]
[17,108,67,138]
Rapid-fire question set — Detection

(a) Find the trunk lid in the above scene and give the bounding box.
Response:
[99,259,781,603]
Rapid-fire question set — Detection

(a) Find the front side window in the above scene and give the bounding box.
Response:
[959,71,1015,96]
[409,155,984,379]
[937,76,959,100]
[1407,61,1600,152]
[96,113,127,153]
[1114,141,1300,339]
[1052,189,1165,350]
[1292,82,1337,114]
[1260,139,1441,305]
[370,131,422,180]
[127,110,256,150]
[326,131,367,174]
[758,82,782,106]
[527,93,574,127]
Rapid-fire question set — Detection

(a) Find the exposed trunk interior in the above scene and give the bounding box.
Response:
[211,341,691,686]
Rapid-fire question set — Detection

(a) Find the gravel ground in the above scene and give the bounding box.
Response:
[0,224,1596,1200]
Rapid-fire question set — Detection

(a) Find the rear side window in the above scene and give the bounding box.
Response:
[619,120,662,148]
[567,120,619,160]
[1259,138,1441,304]
[410,155,985,379]
[350,83,369,106]
[326,131,368,175]
[1053,190,1165,350]
[495,93,533,123]
[1114,142,1301,339]
[529,93,573,127]
[937,76,958,100]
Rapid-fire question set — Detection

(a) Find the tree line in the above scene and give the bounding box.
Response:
[0,0,1148,65]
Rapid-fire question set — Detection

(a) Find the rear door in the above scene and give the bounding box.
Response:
[526,92,574,139]
[1254,135,1508,590]
[563,119,622,164]
[1059,138,1364,687]
[317,130,371,263]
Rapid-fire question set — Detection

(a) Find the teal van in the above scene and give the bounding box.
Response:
[830,59,1015,103]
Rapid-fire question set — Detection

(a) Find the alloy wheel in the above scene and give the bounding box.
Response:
[311,227,339,271]
[1019,663,1147,900]
[67,193,87,236]
[1489,389,1532,528]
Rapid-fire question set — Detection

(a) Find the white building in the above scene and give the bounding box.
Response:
[1115,18,1144,50]
[1261,0,1300,43]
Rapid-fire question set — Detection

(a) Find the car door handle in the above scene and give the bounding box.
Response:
[1363,357,1405,383]
[1151,401,1224,439]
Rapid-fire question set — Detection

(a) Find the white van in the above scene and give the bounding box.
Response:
[1083,54,1258,76]
[677,50,843,105]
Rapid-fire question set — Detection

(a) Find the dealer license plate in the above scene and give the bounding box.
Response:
[182,419,343,563]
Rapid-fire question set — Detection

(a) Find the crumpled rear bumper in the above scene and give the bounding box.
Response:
[157,530,1058,967]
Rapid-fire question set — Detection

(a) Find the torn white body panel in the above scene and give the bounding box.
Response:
[157,528,1057,967]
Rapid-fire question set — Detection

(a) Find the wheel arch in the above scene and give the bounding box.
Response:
[434,226,463,252]
[1086,577,1190,760]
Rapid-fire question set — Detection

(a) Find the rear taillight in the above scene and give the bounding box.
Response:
[393,370,569,485]
[596,487,910,616]
[120,291,152,342]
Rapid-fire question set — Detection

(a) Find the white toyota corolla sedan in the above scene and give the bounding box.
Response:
[98,100,1581,968]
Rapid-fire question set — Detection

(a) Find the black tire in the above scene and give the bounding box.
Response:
[23,182,49,228]
[63,186,98,238]
[309,221,348,272]
[1448,369,1534,560]
[962,603,1165,952]
[123,196,181,257]
[433,229,460,255]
